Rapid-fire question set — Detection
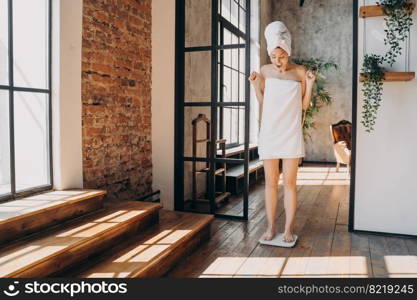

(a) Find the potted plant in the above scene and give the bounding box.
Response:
[292,57,338,165]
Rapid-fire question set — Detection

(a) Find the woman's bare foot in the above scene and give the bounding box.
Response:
[262,225,276,241]
[283,231,295,243]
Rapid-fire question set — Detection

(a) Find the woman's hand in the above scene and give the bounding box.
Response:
[305,69,316,87]
[248,71,264,91]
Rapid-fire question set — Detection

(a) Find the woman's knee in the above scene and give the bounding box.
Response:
[283,178,297,190]
[265,176,279,188]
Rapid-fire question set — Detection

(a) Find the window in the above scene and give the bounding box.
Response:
[0,0,52,200]
[218,0,247,148]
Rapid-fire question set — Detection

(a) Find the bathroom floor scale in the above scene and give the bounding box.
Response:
[259,233,298,248]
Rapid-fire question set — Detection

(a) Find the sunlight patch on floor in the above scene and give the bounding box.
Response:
[199,256,370,278]
[292,166,350,186]
[384,256,417,278]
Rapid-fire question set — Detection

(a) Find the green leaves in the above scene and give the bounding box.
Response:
[378,0,414,66]
[361,0,414,132]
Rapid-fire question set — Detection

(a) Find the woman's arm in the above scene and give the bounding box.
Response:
[248,70,265,105]
[300,67,316,111]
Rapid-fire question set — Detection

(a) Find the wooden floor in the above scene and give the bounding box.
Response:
[166,163,417,278]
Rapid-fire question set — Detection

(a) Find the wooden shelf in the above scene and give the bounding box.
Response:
[360,3,415,18]
[359,72,415,82]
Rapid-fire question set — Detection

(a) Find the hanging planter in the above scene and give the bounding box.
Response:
[360,54,385,133]
[378,0,415,66]
[360,0,415,133]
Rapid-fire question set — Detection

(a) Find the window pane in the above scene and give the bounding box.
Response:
[13,0,49,89]
[221,0,231,21]
[239,48,245,71]
[223,66,231,102]
[239,107,245,144]
[230,0,238,28]
[239,73,245,102]
[0,0,8,85]
[185,0,211,47]
[14,92,50,191]
[0,90,10,196]
[231,107,238,143]
[185,51,212,102]
[232,70,238,101]
[239,6,246,33]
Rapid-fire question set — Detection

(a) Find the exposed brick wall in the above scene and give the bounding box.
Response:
[82,0,152,202]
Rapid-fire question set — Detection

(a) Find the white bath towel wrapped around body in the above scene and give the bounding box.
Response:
[258,21,305,160]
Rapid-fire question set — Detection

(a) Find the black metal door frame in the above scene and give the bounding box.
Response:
[174,0,251,220]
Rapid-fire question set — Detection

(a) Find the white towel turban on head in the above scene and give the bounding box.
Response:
[265,21,292,56]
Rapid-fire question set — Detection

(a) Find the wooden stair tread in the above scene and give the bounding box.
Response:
[0,189,107,245]
[197,167,225,175]
[0,201,162,278]
[0,190,106,222]
[75,210,214,278]
[223,159,264,178]
[216,144,258,157]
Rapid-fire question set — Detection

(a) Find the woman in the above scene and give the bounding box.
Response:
[249,21,316,244]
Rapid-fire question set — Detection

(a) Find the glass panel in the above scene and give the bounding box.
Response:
[0,0,8,85]
[184,106,212,158]
[14,92,50,191]
[221,0,231,21]
[183,160,212,214]
[231,70,238,101]
[222,65,231,102]
[239,107,245,144]
[230,0,238,28]
[223,28,231,45]
[232,47,238,70]
[239,5,246,33]
[184,51,211,102]
[223,48,231,68]
[239,73,245,102]
[0,90,10,196]
[220,106,244,146]
[13,0,49,89]
[239,48,245,72]
[214,160,245,217]
[185,0,212,47]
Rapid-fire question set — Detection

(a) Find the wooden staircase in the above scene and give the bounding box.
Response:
[0,190,214,278]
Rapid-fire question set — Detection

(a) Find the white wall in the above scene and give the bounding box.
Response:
[250,0,261,144]
[354,0,417,235]
[152,0,176,210]
[51,0,84,190]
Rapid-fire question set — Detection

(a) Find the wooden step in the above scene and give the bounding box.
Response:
[224,159,264,178]
[0,190,106,245]
[71,210,214,278]
[0,201,162,278]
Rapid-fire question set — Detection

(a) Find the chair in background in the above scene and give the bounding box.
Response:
[330,120,352,174]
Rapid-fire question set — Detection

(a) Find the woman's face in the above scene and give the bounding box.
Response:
[269,47,289,72]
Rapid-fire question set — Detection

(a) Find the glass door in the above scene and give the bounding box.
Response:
[175,0,251,220]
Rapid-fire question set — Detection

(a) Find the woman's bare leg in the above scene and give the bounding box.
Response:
[282,158,300,242]
[262,159,280,240]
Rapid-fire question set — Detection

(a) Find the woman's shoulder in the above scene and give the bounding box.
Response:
[260,64,273,75]
[291,63,307,73]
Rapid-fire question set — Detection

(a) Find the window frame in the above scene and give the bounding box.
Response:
[0,0,53,202]
[218,0,247,149]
